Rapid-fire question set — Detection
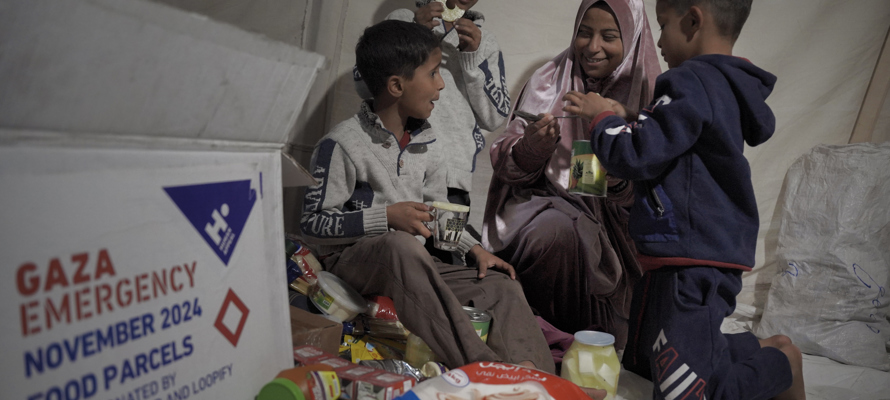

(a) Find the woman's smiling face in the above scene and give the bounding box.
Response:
[573,3,624,80]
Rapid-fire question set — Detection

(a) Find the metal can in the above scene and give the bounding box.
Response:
[306,370,341,400]
[462,306,491,343]
[568,140,608,197]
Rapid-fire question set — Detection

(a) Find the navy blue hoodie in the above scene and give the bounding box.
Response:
[589,54,776,271]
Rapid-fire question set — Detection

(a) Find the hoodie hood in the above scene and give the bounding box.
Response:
[694,54,777,147]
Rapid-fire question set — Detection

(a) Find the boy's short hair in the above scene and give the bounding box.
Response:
[355,20,439,97]
[660,0,752,41]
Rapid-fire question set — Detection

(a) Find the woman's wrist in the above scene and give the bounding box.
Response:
[512,136,557,173]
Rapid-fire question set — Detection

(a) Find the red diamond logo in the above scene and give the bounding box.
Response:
[214,288,250,347]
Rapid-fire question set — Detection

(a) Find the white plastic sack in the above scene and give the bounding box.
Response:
[755,143,890,371]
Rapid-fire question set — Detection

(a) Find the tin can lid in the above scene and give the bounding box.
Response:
[257,378,305,400]
[574,330,615,346]
[462,306,492,322]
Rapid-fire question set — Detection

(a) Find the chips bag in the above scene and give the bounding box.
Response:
[396,362,588,400]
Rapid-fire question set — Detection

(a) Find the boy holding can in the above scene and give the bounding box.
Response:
[563,0,806,399]
[300,20,554,375]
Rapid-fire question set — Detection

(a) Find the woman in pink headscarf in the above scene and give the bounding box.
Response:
[482,0,660,351]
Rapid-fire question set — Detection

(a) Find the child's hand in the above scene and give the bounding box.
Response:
[605,99,629,121]
[414,2,443,29]
[606,99,638,122]
[469,245,516,280]
[386,202,433,237]
[454,19,481,52]
[522,114,561,149]
[562,90,612,121]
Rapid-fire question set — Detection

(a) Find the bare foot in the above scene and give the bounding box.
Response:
[580,387,608,400]
[761,335,806,400]
[758,334,792,349]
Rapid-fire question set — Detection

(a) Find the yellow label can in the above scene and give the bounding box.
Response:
[568,140,607,197]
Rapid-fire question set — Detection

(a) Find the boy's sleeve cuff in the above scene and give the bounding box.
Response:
[457,231,481,256]
[459,48,485,71]
[362,206,389,236]
[589,111,617,132]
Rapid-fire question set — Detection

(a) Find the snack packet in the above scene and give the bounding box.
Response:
[366,296,399,320]
[396,362,588,400]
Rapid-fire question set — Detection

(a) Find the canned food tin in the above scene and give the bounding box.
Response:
[462,306,491,343]
[307,370,341,400]
[568,140,607,197]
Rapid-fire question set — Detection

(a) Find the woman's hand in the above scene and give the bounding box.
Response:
[386,202,433,237]
[562,91,613,121]
[521,114,561,150]
[454,19,481,52]
[469,245,516,279]
[414,2,443,29]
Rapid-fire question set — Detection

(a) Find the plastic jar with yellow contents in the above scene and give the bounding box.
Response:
[560,331,621,400]
[405,332,439,368]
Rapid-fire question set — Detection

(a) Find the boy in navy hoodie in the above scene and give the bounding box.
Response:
[563,0,805,399]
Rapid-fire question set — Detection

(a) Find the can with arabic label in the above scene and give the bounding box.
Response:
[462,306,491,343]
[568,140,607,197]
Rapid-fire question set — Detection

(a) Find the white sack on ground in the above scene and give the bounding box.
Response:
[755,142,890,371]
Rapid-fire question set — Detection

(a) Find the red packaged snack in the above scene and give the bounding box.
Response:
[366,296,399,320]
[290,239,323,284]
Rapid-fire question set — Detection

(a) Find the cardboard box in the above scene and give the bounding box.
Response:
[291,306,342,356]
[0,0,324,398]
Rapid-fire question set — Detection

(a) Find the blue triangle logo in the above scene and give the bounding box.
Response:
[164,180,257,266]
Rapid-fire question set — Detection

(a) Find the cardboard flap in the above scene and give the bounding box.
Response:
[282,152,317,187]
[290,306,340,356]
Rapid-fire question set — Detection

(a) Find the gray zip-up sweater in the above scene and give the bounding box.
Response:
[300,101,481,256]
[355,4,510,193]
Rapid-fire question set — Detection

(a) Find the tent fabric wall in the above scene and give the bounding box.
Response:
[291,0,890,313]
[167,0,890,312]
[875,81,890,143]
[147,0,308,46]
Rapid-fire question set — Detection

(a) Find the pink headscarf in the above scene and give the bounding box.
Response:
[493,0,661,189]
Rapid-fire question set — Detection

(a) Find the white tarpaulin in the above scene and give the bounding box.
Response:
[756,143,890,371]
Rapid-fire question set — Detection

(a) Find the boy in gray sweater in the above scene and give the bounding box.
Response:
[356,0,509,208]
[300,20,553,373]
